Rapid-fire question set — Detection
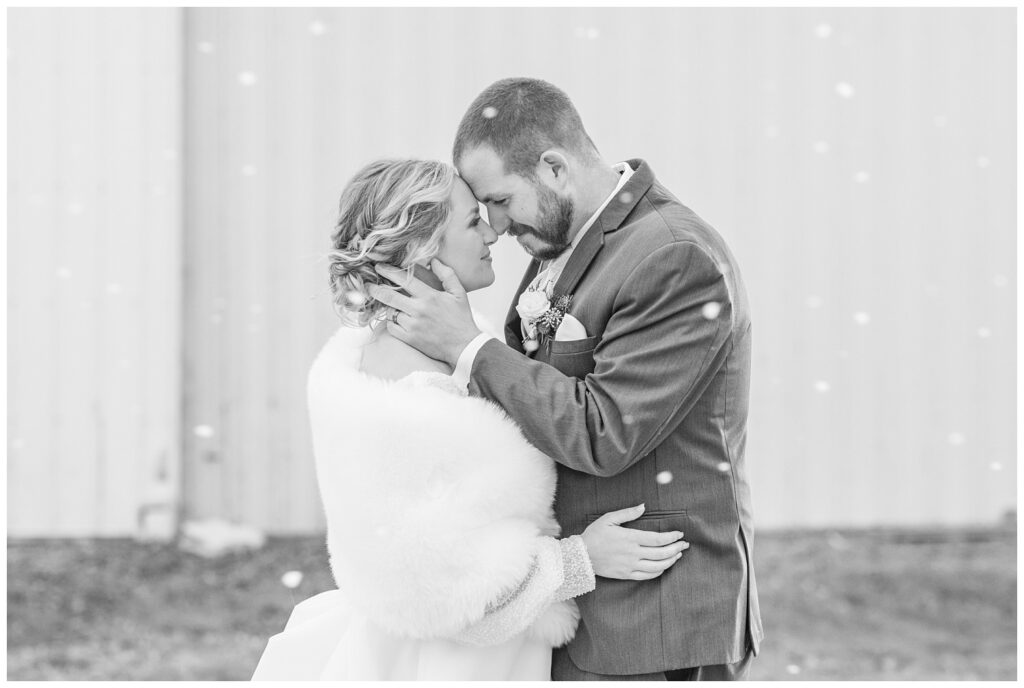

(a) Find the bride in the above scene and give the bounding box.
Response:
[252,159,689,681]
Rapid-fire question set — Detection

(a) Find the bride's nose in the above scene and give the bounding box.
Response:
[480,220,499,245]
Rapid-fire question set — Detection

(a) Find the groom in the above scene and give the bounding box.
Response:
[371,78,762,680]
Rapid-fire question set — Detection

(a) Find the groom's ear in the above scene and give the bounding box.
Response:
[536,150,570,192]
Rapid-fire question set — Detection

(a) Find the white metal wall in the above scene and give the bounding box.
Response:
[8,8,184,536]
[7,8,1015,535]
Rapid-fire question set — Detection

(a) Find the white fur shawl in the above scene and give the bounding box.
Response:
[306,326,563,641]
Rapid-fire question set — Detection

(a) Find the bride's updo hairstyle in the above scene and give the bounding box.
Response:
[328,159,456,326]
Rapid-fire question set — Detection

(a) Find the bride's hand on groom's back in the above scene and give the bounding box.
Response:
[581,504,690,581]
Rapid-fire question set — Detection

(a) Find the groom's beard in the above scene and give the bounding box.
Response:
[508,187,575,262]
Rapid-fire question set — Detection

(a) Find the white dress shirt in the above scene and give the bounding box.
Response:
[453,162,635,391]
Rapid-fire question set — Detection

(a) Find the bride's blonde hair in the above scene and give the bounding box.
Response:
[328,159,455,326]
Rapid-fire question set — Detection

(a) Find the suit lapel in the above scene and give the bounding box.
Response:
[503,259,541,350]
[551,220,605,299]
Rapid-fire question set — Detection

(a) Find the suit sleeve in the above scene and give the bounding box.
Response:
[469,241,732,477]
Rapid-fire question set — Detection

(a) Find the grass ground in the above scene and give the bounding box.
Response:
[7,527,1016,680]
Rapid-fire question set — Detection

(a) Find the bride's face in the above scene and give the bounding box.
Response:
[434,177,498,292]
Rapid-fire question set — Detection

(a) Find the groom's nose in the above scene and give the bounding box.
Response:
[487,206,510,235]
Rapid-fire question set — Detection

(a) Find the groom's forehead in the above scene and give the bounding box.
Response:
[458,148,528,200]
[458,146,509,182]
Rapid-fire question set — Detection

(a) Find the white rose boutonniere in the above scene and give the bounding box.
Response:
[517,289,574,354]
[516,289,551,321]
[517,289,550,352]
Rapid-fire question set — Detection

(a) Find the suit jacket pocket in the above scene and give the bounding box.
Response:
[586,509,687,524]
[548,335,600,355]
[547,335,600,378]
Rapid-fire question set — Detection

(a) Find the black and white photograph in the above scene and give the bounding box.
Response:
[6,5,1017,681]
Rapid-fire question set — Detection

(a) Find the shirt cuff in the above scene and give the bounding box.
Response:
[452,332,496,392]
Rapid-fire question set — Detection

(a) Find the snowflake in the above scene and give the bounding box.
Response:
[281,571,304,588]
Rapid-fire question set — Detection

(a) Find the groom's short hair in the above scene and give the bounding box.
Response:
[453,77,599,178]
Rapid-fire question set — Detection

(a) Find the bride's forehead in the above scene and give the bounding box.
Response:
[450,177,477,204]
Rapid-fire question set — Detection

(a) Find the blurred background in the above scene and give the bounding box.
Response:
[7,7,1016,680]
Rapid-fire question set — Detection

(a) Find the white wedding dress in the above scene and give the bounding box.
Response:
[251,326,594,681]
[251,587,554,680]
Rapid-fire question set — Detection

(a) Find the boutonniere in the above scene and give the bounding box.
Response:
[517,290,573,353]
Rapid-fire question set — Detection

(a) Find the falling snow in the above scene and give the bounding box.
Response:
[281,570,304,588]
[482,106,498,119]
[238,71,258,86]
[194,425,215,439]
[976,156,991,169]
[814,381,831,393]
[68,202,85,216]
[813,140,830,154]
[827,532,850,550]
[716,462,731,473]
[308,20,327,36]
[977,327,991,339]
[701,302,722,320]
[805,295,823,309]
[656,471,673,485]
[853,171,871,184]
[947,432,966,446]
[992,274,1008,287]
[990,462,1003,472]
[106,283,123,296]
[852,312,870,325]
[835,82,855,99]
[241,165,257,177]
[618,191,634,204]
[197,41,214,54]
[56,267,72,280]
[814,23,833,39]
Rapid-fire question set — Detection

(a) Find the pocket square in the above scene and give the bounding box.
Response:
[554,313,588,341]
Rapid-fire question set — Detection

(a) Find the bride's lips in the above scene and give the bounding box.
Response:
[481,252,492,262]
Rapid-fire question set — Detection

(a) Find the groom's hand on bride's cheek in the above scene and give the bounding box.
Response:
[369,262,481,366]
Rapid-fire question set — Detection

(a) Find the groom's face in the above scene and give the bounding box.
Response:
[457,146,575,261]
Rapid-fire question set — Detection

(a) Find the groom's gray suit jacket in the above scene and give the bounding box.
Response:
[469,159,763,674]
